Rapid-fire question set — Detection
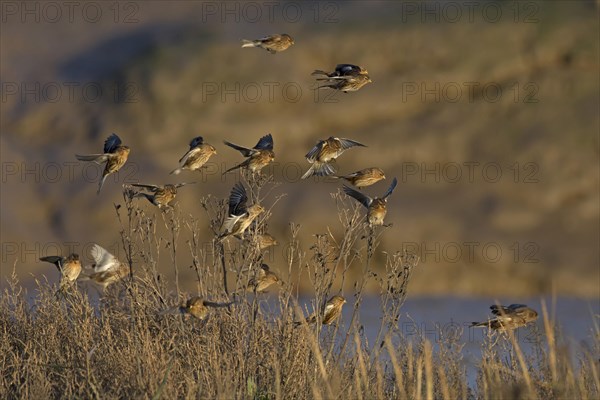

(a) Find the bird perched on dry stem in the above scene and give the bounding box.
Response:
[241,34,294,53]
[297,295,346,326]
[39,253,81,292]
[302,137,366,179]
[220,182,265,240]
[76,133,130,194]
[79,244,128,290]
[312,64,369,78]
[160,296,236,321]
[334,167,386,189]
[130,182,195,210]
[223,134,274,176]
[254,233,278,250]
[247,264,280,293]
[343,177,398,226]
[316,74,372,93]
[471,304,539,331]
[171,136,217,175]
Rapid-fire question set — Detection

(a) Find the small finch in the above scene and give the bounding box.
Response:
[223,134,274,175]
[471,304,539,331]
[316,73,372,93]
[130,182,195,210]
[80,244,128,290]
[220,182,265,240]
[39,253,82,292]
[171,136,217,175]
[343,177,398,226]
[160,296,235,321]
[255,233,278,250]
[335,167,386,189]
[241,34,294,53]
[247,264,280,293]
[312,64,369,78]
[297,295,346,326]
[76,133,130,194]
[302,136,366,179]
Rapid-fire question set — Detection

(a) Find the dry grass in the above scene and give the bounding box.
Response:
[1,176,597,399]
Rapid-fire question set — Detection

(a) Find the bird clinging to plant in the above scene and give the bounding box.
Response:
[343,177,398,226]
[297,295,346,326]
[335,167,386,189]
[130,182,196,210]
[79,244,128,290]
[302,136,366,179]
[171,136,217,175]
[247,264,280,293]
[219,182,265,240]
[223,134,274,176]
[241,34,294,53]
[160,296,235,321]
[76,133,130,194]
[471,304,539,331]
[39,253,82,292]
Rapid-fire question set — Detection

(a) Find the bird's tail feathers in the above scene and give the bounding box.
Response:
[301,162,336,179]
[241,39,257,48]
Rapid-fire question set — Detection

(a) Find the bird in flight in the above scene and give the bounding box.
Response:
[223,134,274,176]
[471,304,539,331]
[80,244,128,290]
[76,133,130,194]
[302,136,366,179]
[171,136,217,175]
[241,34,294,53]
[130,182,196,210]
[220,182,264,240]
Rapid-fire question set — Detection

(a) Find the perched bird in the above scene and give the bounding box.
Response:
[223,134,274,175]
[171,136,217,175]
[220,183,265,240]
[247,264,280,293]
[471,304,539,331]
[76,133,130,194]
[255,233,278,250]
[39,253,82,292]
[316,74,372,93]
[312,64,369,78]
[241,34,294,53]
[130,182,195,210]
[297,295,346,326]
[335,167,386,189]
[343,178,398,226]
[302,137,366,179]
[79,244,128,290]
[160,296,235,321]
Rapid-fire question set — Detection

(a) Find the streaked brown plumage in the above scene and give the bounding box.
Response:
[131,182,195,210]
[160,296,235,321]
[343,178,398,226]
[298,295,346,326]
[247,264,280,293]
[471,304,539,331]
[317,73,372,93]
[255,233,278,250]
[220,182,264,240]
[312,64,369,78]
[335,167,386,189]
[76,133,130,194]
[302,137,366,179]
[80,244,128,290]
[39,253,81,291]
[223,134,274,175]
[171,136,217,175]
[241,34,294,53]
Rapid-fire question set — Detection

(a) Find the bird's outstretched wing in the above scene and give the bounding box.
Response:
[89,244,120,273]
[305,140,326,162]
[343,185,373,208]
[131,183,161,192]
[254,134,273,151]
[104,133,122,153]
[382,178,398,199]
[228,182,248,216]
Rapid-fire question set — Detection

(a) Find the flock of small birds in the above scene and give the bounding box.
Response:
[41,33,538,331]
